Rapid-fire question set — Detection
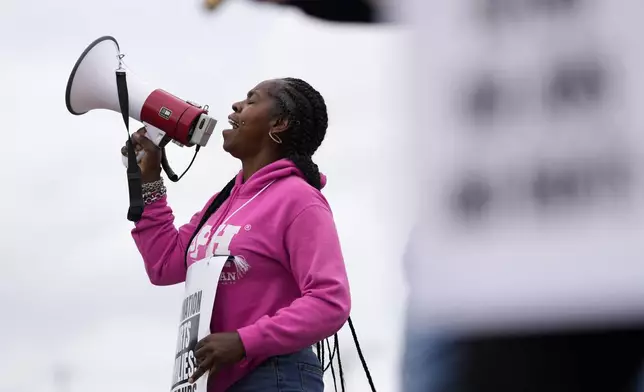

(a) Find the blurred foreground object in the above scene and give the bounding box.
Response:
[204,0,382,23]
[407,0,644,338]
[205,0,224,10]
[402,0,644,391]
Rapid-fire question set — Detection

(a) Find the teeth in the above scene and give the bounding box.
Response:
[228,119,239,129]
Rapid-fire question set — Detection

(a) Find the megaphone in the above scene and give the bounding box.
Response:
[65,36,217,158]
[65,36,217,222]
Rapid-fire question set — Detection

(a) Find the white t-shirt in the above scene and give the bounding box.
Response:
[404,0,644,334]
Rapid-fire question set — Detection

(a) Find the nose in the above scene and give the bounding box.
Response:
[232,101,242,113]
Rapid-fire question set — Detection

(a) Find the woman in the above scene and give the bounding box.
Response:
[126,77,351,391]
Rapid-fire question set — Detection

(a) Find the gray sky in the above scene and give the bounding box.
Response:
[0,1,411,391]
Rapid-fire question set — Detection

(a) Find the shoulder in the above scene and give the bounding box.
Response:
[272,175,332,215]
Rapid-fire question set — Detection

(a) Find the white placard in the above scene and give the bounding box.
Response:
[170,255,228,392]
[407,0,644,332]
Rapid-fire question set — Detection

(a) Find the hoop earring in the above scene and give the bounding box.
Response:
[269,131,282,144]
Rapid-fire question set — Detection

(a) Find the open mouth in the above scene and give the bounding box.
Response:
[228,118,240,129]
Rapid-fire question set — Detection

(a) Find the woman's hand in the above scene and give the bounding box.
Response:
[190,332,246,383]
[120,127,163,183]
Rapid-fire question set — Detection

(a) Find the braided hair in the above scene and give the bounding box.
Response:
[268,77,328,190]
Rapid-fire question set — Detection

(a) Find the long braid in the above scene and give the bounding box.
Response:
[287,154,321,190]
[269,77,327,190]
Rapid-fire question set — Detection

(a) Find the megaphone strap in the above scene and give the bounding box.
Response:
[116,69,145,222]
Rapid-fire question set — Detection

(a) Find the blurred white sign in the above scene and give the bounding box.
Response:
[407,0,644,332]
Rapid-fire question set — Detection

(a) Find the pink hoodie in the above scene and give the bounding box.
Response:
[131,158,351,391]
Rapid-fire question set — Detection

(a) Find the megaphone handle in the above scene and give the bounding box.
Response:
[161,147,180,182]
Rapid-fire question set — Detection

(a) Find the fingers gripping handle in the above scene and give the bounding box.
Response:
[121,124,180,182]
[121,124,163,168]
[121,150,146,167]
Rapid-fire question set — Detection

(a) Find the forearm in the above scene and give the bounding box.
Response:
[131,196,190,286]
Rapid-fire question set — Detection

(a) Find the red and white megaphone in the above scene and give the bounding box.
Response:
[65,36,217,172]
[65,36,217,221]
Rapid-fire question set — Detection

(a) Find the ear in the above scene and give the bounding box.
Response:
[270,116,290,134]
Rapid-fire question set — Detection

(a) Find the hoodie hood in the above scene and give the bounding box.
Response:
[233,158,327,197]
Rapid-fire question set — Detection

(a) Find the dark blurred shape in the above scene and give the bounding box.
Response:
[546,59,606,113]
[531,157,632,210]
[531,165,585,207]
[284,0,377,23]
[204,0,381,23]
[467,76,503,122]
[446,327,644,392]
[452,176,493,221]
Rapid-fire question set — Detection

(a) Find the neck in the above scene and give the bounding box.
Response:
[241,150,282,182]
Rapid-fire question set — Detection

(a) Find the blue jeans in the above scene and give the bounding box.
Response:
[228,348,324,392]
